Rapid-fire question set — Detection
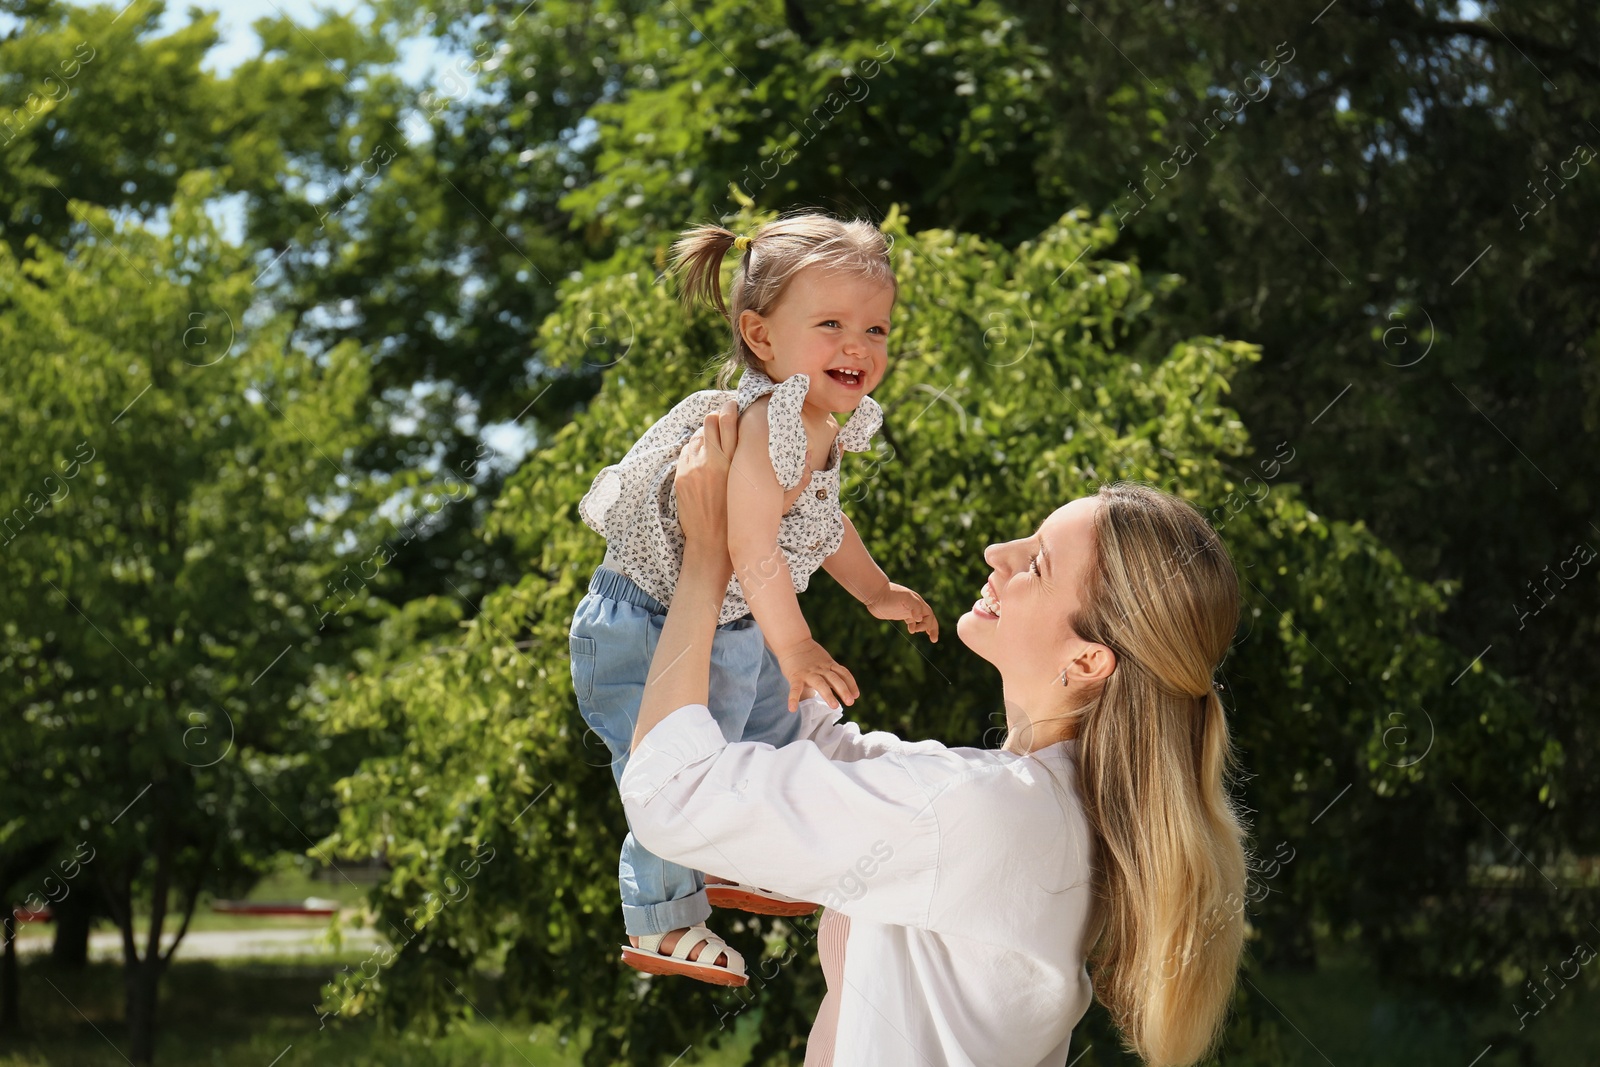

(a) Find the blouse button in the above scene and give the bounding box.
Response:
[815,488,826,500]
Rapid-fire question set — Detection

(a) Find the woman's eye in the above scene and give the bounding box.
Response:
[1028,553,1040,576]
[819,320,840,328]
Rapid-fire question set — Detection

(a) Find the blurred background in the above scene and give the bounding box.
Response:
[1,0,1597,1063]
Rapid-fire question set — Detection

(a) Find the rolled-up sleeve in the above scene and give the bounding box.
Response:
[620,703,943,927]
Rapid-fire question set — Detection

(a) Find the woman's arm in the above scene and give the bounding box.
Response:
[631,404,739,754]
[792,695,954,763]
[622,704,943,923]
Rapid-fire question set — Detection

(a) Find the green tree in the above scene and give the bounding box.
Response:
[0,170,408,1063]
[314,206,1538,1064]
[375,0,1600,1039]
[0,0,508,625]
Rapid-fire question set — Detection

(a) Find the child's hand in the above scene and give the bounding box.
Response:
[866,583,939,643]
[775,638,859,713]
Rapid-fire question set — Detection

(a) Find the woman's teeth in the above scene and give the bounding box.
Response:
[980,585,1001,617]
[826,368,864,386]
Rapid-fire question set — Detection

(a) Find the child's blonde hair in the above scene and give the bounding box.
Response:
[667,211,896,388]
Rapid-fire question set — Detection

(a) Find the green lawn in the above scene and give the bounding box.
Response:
[1228,949,1600,1067]
[0,953,761,1066]
[7,856,1596,1067]
[4,945,1595,1067]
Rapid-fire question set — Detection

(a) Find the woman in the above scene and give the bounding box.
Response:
[620,401,1250,1067]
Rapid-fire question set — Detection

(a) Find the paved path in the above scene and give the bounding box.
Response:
[16,924,383,961]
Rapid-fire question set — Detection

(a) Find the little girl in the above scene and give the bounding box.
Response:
[569,212,938,987]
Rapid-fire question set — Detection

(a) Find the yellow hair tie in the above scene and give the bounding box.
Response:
[733,233,753,251]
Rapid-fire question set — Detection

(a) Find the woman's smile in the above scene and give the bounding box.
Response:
[974,580,1002,619]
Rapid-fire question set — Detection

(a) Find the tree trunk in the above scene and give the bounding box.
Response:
[123,953,164,1065]
[121,784,190,1067]
[1,909,17,1033]
[51,887,94,968]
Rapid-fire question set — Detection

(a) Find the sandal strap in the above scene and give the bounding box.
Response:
[672,924,745,972]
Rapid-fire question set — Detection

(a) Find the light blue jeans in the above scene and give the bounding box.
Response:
[569,566,808,936]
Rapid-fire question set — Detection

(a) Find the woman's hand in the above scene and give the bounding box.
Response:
[674,399,740,562]
[631,399,741,753]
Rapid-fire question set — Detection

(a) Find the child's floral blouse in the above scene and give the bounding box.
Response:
[579,366,883,624]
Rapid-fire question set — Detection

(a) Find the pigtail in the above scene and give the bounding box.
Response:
[665,212,896,390]
[668,224,741,319]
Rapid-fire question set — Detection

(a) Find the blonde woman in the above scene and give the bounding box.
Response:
[622,402,1251,1066]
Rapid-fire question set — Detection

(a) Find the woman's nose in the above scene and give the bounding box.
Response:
[984,539,1024,578]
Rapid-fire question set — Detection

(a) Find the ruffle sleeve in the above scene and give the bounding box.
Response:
[578,467,624,537]
[836,394,883,453]
[763,372,812,491]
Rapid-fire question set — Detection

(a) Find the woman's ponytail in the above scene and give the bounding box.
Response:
[1063,482,1250,1067]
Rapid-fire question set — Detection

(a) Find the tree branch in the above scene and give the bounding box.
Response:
[1354,4,1600,85]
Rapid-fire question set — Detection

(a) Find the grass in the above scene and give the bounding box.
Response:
[8,852,1596,1066]
[1233,948,1600,1067]
[4,945,1594,1067]
[0,953,761,1066]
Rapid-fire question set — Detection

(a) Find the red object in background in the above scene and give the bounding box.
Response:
[8,899,341,923]
[210,898,340,917]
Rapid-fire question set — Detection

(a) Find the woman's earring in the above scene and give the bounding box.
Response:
[1057,669,1069,686]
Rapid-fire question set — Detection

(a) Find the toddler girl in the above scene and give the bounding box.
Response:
[570,212,937,987]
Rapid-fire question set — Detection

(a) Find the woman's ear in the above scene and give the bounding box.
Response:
[1062,643,1116,687]
[738,309,775,364]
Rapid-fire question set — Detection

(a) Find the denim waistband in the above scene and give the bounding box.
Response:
[586,565,751,625]
[587,566,669,616]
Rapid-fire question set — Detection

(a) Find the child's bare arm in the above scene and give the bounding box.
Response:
[726,402,808,655]
[727,400,859,710]
[822,513,891,606]
[825,514,939,642]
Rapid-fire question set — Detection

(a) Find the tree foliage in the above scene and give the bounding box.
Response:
[0,171,402,1062]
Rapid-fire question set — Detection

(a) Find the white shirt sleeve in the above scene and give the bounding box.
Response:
[620,703,944,926]
[791,695,954,764]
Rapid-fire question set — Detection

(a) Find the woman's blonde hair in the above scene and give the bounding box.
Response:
[666,211,896,388]
[1062,481,1251,1066]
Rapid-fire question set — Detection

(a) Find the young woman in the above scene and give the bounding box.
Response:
[622,402,1250,1067]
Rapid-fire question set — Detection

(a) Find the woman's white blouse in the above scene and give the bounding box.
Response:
[620,698,1098,1067]
[578,367,883,624]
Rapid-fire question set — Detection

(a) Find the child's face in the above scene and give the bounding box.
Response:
[738,266,894,416]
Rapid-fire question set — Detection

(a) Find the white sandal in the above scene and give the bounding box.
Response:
[620,923,748,986]
[706,879,819,917]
